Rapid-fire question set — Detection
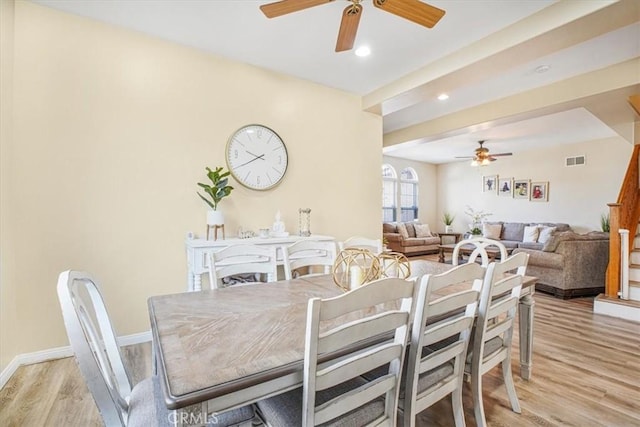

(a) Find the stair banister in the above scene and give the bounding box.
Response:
[606,144,640,298]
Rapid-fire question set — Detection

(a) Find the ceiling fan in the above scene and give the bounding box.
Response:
[260,0,446,52]
[456,141,513,166]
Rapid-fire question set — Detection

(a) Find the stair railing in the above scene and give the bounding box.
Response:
[606,144,640,298]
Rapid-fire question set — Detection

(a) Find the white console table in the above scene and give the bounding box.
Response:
[185,234,336,291]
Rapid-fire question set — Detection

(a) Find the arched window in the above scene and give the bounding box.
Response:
[400,167,418,222]
[382,164,397,222]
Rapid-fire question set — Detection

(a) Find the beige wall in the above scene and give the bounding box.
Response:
[1,0,19,371]
[0,1,382,370]
[382,156,438,230]
[437,137,631,234]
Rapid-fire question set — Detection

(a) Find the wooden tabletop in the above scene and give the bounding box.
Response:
[149,271,536,410]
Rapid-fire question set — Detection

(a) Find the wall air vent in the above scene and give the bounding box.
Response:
[565,155,586,167]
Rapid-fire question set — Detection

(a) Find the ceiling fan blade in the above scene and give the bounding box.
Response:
[260,0,333,18]
[336,4,362,52]
[373,0,445,28]
[455,156,475,159]
[490,153,513,157]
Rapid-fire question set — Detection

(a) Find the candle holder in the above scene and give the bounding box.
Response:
[298,208,311,237]
[332,248,381,292]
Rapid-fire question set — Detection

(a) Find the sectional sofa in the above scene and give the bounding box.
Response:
[480,221,609,298]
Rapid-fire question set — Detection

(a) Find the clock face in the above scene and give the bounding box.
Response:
[225,125,288,191]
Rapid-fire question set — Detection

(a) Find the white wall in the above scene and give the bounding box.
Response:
[1,1,383,370]
[382,156,438,230]
[437,137,631,233]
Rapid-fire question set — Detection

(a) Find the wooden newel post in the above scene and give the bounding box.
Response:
[606,203,621,298]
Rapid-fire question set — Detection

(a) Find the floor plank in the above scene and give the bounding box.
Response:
[1,291,638,426]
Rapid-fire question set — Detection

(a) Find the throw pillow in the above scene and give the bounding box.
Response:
[522,225,540,243]
[537,225,557,244]
[482,223,502,240]
[397,222,409,239]
[414,223,432,238]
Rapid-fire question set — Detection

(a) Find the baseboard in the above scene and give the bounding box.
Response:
[0,330,151,390]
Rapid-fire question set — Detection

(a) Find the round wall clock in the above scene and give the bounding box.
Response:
[225,124,288,191]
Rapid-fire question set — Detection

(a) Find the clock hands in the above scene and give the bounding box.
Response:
[236,151,265,168]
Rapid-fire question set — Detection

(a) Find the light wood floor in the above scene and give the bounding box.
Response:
[1,293,639,426]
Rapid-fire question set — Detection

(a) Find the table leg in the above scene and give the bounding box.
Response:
[439,247,445,263]
[518,289,535,380]
[193,274,202,292]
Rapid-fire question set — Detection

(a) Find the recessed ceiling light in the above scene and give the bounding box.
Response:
[535,64,550,74]
[355,46,370,57]
[437,93,449,101]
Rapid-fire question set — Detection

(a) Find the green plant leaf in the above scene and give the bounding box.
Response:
[197,193,215,209]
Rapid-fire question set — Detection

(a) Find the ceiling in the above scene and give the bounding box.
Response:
[32,0,640,164]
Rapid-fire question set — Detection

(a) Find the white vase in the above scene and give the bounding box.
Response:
[445,225,453,233]
[207,210,224,226]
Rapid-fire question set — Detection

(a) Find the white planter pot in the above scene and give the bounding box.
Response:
[445,225,453,233]
[207,210,224,226]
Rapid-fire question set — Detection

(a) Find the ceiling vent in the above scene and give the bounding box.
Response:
[565,155,585,167]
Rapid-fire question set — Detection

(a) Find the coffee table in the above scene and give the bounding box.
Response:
[438,243,510,263]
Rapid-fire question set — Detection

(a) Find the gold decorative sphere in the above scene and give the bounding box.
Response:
[377,252,411,279]
[332,248,381,292]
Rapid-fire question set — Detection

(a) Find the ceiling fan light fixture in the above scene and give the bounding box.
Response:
[355,46,371,57]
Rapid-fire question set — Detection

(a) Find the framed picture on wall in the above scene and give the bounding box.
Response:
[498,177,513,197]
[530,181,549,202]
[482,175,498,193]
[513,179,530,199]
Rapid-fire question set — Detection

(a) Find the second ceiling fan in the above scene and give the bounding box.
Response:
[456,141,513,166]
[260,0,446,52]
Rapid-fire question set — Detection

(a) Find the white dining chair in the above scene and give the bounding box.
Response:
[208,244,278,289]
[466,252,529,427]
[256,277,416,426]
[282,239,337,280]
[452,237,508,266]
[338,236,383,254]
[402,262,484,427]
[56,270,256,426]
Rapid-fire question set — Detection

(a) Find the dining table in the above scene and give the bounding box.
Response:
[148,263,536,425]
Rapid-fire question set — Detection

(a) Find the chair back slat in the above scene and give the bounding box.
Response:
[208,244,278,289]
[315,342,403,391]
[427,289,481,318]
[314,375,395,425]
[57,271,131,426]
[317,310,408,354]
[302,276,416,426]
[283,240,337,280]
[423,315,474,346]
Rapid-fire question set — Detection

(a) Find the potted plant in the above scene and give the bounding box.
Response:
[464,205,492,236]
[197,166,234,226]
[600,212,610,232]
[442,212,455,233]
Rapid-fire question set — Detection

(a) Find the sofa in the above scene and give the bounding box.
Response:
[479,221,573,250]
[513,231,610,299]
[383,222,440,256]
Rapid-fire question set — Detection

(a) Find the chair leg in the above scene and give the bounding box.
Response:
[451,388,466,427]
[471,370,486,427]
[502,359,521,413]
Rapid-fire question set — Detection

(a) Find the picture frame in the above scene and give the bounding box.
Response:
[530,181,549,202]
[498,177,513,197]
[482,175,498,193]
[513,179,530,199]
